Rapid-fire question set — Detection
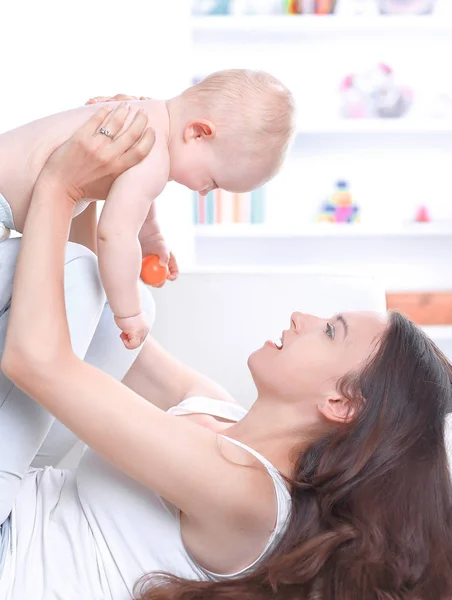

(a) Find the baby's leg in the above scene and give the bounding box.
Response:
[0,239,105,524]
[32,281,156,468]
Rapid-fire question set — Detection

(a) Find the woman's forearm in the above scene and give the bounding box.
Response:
[3,179,75,372]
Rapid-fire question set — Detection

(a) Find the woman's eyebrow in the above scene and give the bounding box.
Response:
[336,314,349,339]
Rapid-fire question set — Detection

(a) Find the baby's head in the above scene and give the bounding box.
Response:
[168,69,296,195]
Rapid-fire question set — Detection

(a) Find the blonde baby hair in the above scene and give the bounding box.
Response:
[181,69,296,182]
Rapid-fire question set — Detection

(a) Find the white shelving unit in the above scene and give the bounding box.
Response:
[195,222,452,238]
[192,15,452,36]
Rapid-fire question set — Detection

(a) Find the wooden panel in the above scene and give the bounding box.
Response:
[386,292,452,325]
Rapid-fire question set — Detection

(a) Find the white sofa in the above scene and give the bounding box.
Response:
[151,267,387,407]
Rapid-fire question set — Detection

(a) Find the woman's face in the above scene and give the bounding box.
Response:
[248,310,387,408]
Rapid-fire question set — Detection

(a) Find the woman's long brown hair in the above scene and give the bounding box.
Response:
[135,312,452,600]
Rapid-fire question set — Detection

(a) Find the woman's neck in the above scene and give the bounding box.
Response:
[225,396,322,477]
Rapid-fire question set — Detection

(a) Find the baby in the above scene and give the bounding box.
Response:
[0,69,296,349]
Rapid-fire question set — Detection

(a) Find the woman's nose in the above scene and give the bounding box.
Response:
[291,312,321,332]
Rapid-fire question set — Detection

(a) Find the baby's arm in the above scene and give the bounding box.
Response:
[138,205,180,284]
[97,143,169,349]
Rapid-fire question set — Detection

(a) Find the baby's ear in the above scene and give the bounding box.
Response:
[184,120,216,142]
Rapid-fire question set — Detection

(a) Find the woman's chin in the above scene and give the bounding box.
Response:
[247,344,278,379]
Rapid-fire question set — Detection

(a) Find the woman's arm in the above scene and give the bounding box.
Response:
[2,104,153,371]
[4,352,266,524]
[1,104,271,529]
[122,336,238,411]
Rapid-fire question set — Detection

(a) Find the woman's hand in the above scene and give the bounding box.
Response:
[85,94,150,105]
[39,103,155,204]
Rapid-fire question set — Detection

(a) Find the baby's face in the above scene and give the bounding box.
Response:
[169,140,218,196]
[169,140,269,196]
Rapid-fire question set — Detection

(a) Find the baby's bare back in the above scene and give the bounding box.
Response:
[0,99,167,232]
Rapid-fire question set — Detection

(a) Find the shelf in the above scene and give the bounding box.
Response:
[297,119,452,135]
[192,15,452,37]
[194,223,452,238]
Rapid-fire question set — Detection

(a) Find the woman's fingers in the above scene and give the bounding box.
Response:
[92,104,154,173]
[99,102,131,139]
[118,126,156,172]
[73,103,131,150]
[113,109,148,151]
[75,105,114,141]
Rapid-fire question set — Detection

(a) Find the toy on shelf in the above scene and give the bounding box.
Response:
[286,0,299,13]
[288,0,337,13]
[140,255,169,287]
[316,180,360,223]
[414,205,431,223]
[340,63,413,119]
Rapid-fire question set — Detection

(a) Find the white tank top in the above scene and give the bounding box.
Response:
[0,398,291,600]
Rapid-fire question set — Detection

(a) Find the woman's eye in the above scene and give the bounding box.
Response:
[325,322,335,340]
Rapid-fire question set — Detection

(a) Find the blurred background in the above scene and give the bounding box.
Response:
[191,0,452,360]
[1,0,452,361]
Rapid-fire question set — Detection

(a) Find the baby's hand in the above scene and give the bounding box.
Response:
[140,238,179,285]
[114,312,150,350]
[166,252,179,283]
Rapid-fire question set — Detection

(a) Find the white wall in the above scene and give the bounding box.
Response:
[0,0,194,264]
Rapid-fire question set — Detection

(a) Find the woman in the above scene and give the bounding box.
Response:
[1,105,452,600]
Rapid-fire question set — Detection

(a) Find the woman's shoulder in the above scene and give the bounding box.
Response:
[172,397,292,578]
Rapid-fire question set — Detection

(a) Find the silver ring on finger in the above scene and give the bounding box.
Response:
[98,127,114,139]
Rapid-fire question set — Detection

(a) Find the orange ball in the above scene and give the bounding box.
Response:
[140,255,168,286]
